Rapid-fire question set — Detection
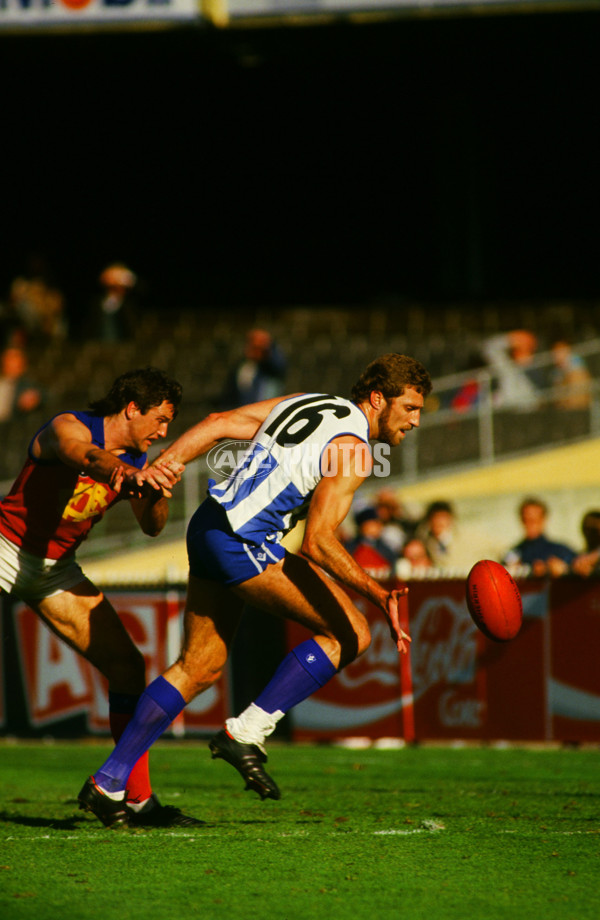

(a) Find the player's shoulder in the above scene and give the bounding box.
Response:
[46,408,88,424]
[37,410,97,451]
[283,392,364,422]
[45,409,96,434]
[266,392,357,417]
[261,393,366,447]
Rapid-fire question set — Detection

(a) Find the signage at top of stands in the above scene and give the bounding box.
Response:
[1,0,593,27]
[0,0,199,26]
[223,0,584,16]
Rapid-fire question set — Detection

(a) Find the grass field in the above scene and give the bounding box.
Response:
[0,740,598,920]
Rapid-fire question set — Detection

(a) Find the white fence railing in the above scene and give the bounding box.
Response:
[396,337,600,483]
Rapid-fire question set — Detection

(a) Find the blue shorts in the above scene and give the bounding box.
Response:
[186,498,286,586]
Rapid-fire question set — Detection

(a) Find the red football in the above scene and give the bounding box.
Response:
[466,559,523,642]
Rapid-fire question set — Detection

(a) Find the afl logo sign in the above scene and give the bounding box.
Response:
[206,440,274,484]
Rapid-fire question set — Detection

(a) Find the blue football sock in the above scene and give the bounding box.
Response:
[255,639,337,715]
[95,676,185,793]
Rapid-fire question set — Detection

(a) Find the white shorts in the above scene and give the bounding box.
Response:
[0,531,87,603]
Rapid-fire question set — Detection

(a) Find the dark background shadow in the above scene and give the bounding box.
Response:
[1,9,598,322]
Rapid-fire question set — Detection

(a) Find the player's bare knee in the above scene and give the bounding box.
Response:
[176,651,225,698]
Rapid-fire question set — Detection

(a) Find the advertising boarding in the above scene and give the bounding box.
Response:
[288,578,600,744]
[10,592,230,735]
[2,578,600,741]
[0,0,199,27]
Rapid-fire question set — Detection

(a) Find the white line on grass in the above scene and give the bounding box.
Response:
[497,829,600,836]
[374,824,445,836]
[6,827,445,843]
[374,830,428,836]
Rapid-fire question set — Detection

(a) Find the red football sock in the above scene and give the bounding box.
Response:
[109,710,152,803]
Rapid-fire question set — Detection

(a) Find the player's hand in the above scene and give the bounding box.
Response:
[153,450,186,476]
[155,459,186,479]
[117,468,147,499]
[147,460,185,498]
[385,586,411,654]
[109,464,127,493]
[118,461,184,499]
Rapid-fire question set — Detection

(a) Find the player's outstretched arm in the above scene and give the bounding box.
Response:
[153,395,296,468]
[385,590,411,654]
[35,414,136,485]
[301,437,410,653]
[37,413,183,504]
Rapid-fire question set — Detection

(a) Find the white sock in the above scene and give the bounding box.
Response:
[226,702,284,755]
[96,784,126,802]
[126,796,153,813]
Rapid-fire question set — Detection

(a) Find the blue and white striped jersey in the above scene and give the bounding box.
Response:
[209,393,370,545]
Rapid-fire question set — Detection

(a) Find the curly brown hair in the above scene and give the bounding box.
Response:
[89,367,182,418]
[350,354,432,403]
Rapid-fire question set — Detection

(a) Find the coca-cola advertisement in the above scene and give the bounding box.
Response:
[289,579,555,743]
[547,578,600,742]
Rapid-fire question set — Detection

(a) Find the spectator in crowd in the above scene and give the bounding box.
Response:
[373,487,415,554]
[39,284,67,341]
[415,499,500,573]
[395,537,433,579]
[2,275,67,345]
[550,340,592,409]
[346,506,398,580]
[84,263,138,342]
[571,510,600,577]
[449,352,484,414]
[502,497,577,577]
[450,377,480,413]
[481,329,545,411]
[219,328,287,409]
[415,500,457,567]
[0,344,45,423]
